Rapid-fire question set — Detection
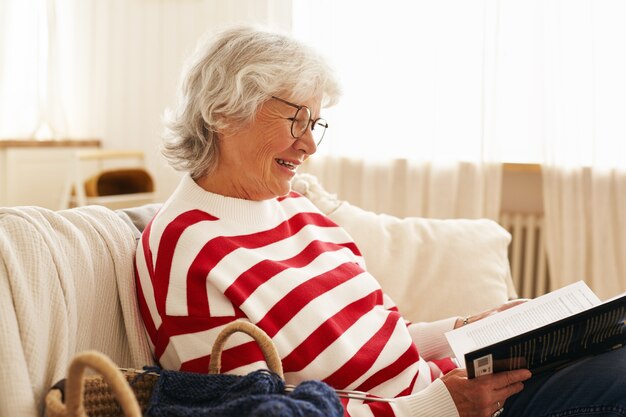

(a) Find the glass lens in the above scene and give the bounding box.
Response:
[291,106,311,138]
[312,118,328,145]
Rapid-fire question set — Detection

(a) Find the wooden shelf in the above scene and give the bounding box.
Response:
[0,138,101,148]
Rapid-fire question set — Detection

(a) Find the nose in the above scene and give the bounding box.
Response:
[294,129,317,156]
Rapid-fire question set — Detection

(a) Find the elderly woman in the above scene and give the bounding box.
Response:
[135,26,626,417]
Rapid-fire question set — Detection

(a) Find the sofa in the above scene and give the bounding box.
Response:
[0,174,516,416]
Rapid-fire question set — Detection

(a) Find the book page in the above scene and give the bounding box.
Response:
[445,281,601,368]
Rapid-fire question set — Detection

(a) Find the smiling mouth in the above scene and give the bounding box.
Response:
[276,158,297,170]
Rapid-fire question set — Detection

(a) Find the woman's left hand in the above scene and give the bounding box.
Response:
[454,299,530,329]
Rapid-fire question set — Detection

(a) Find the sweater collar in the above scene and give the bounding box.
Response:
[173,174,284,226]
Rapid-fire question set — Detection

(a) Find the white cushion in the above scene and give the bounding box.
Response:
[293,173,516,322]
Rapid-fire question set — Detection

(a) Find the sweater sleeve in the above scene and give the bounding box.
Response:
[407,317,457,360]
[381,293,456,361]
[392,379,460,417]
[341,379,459,417]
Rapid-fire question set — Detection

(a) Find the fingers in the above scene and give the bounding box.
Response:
[490,370,530,416]
[496,298,530,312]
[479,371,528,404]
[490,369,529,410]
[500,381,525,399]
[491,402,505,417]
[493,369,532,388]
[441,367,468,379]
[470,299,531,325]
[441,368,531,417]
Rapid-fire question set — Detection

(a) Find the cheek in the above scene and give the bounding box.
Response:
[264,117,291,140]
[247,137,284,174]
[256,144,277,170]
[256,122,294,156]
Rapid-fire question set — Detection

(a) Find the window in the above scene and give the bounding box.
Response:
[292,0,626,167]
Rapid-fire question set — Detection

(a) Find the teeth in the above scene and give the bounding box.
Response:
[276,159,296,169]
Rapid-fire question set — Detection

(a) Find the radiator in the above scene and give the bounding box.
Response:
[499,212,550,298]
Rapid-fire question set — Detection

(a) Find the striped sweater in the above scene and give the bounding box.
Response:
[135,174,460,417]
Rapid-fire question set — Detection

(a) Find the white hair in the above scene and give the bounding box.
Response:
[161,25,342,179]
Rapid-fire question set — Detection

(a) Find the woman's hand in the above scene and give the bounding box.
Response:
[441,368,532,417]
[454,299,530,329]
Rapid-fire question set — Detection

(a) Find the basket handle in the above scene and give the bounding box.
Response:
[209,320,284,379]
[46,350,142,417]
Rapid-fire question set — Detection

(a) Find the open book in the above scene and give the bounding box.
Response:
[445,281,626,378]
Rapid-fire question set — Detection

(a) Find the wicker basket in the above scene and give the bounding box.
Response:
[44,321,282,417]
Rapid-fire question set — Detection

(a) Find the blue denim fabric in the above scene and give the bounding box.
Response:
[502,347,626,417]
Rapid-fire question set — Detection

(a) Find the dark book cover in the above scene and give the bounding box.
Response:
[466,295,626,378]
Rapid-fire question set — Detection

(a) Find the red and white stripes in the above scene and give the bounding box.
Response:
[135,175,456,417]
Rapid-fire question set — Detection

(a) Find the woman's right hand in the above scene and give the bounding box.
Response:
[441,368,532,417]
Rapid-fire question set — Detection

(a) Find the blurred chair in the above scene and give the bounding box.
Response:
[60,150,156,210]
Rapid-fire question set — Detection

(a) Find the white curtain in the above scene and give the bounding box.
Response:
[303,156,502,220]
[0,0,52,137]
[294,0,626,297]
[543,168,626,298]
[293,0,503,219]
[477,0,626,297]
[534,1,626,298]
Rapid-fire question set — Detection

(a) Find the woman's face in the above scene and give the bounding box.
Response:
[207,96,322,200]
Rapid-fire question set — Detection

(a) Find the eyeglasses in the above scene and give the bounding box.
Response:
[271,96,328,146]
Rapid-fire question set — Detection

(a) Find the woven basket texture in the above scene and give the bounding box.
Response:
[45,321,281,417]
[79,370,157,417]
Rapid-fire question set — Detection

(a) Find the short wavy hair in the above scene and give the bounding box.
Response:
[161,25,342,179]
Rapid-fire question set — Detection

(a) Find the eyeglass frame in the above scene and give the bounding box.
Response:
[270,96,328,146]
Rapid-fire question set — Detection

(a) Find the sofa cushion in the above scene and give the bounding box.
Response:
[292,173,516,323]
[116,203,162,239]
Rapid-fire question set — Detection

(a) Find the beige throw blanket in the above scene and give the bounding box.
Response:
[0,205,153,416]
